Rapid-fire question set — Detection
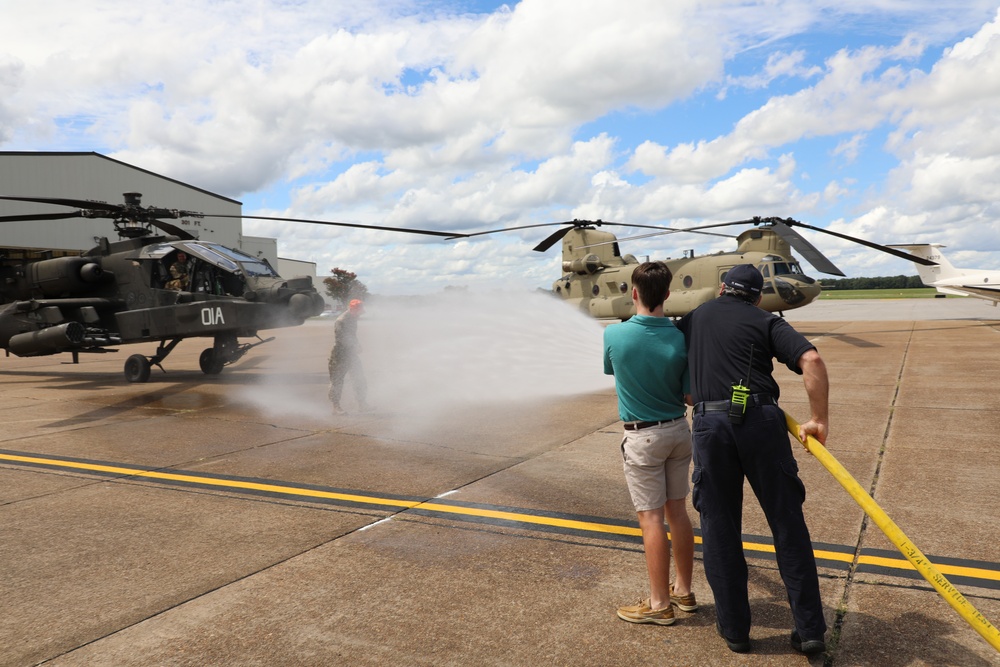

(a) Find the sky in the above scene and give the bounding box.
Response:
[2,0,1000,295]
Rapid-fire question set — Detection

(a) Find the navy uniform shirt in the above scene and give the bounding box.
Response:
[676,294,815,403]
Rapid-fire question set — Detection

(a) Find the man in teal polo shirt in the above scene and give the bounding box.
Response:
[603,261,696,626]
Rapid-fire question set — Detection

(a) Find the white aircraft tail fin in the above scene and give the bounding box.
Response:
[886,243,958,285]
[888,243,1000,304]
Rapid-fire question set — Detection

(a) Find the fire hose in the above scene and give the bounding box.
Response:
[784,411,1000,652]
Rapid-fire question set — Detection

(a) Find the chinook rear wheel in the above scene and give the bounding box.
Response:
[124,354,152,383]
[199,348,225,375]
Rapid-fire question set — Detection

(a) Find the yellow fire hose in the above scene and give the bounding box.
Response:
[783,412,1000,652]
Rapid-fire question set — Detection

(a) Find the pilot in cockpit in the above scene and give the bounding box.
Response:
[165,251,190,291]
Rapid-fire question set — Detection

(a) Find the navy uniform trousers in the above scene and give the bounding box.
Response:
[691,402,827,642]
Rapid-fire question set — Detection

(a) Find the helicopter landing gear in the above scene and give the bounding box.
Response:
[199,335,276,376]
[120,335,275,381]
[124,354,151,383]
[199,347,225,375]
[122,338,183,383]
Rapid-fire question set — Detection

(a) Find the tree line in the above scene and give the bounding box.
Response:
[818,275,924,290]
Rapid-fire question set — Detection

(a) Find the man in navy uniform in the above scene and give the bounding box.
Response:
[677,264,829,655]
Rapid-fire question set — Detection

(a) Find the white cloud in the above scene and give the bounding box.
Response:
[3,0,1000,291]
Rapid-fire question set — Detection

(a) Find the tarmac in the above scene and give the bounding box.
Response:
[1,296,999,666]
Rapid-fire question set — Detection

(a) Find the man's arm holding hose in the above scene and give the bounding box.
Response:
[797,348,829,447]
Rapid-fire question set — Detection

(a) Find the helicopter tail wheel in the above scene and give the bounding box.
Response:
[124,354,152,383]
[199,348,226,375]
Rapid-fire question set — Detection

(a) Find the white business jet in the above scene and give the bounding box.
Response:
[887,244,1000,305]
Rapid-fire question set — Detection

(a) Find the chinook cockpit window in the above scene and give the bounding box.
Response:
[772,262,804,276]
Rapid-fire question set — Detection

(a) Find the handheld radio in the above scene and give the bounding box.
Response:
[728,344,755,425]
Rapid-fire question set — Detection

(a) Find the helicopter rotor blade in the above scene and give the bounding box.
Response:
[454,219,696,243]
[677,215,939,269]
[564,218,765,248]
[533,226,576,252]
[0,195,123,213]
[768,220,845,276]
[586,227,738,247]
[149,219,197,240]
[779,218,939,267]
[450,221,578,240]
[141,207,201,240]
[466,218,751,253]
[210,214,467,239]
[145,207,204,220]
[0,211,86,223]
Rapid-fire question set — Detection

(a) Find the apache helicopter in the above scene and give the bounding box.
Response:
[460,216,937,319]
[0,193,462,382]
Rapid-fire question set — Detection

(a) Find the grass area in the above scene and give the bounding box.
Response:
[818,287,940,300]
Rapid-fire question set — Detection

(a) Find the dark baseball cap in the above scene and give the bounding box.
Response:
[723,264,763,294]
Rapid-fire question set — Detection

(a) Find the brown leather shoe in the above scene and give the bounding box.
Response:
[616,598,676,625]
[669,583,698,612]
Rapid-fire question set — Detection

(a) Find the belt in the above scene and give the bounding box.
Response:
[693,393,777,415]
[623,415,686,431]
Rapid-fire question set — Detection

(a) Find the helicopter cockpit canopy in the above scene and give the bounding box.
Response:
[759,254,812,283]
[138,241,284,297]
[140,242,279,278]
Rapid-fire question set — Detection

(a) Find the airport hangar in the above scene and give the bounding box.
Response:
[0,151,328,306]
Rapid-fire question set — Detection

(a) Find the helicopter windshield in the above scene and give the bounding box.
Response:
[769,261,804,276]
[195,243,279,278]
[144,243,182,261]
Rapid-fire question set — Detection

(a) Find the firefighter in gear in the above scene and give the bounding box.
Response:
[328,299,369,414]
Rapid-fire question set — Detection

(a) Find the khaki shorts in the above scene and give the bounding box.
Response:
[621,419,692,512]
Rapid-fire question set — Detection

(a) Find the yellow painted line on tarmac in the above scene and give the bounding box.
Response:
[0,451,422,510]
[3,449,999,593]
[857,554,1000,584]
[410,501,642,537]
[0,450,641,536]
[739,541,998,583]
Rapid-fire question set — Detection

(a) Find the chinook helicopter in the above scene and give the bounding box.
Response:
[461,216,937,319]
[0,193,463,382]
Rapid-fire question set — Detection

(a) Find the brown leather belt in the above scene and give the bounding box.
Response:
[623,415,686,431]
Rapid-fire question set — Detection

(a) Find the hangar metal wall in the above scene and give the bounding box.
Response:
[0,152,243,253]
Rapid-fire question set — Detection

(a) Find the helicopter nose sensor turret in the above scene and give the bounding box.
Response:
[771,275,820,307]
[288,292,323,319]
